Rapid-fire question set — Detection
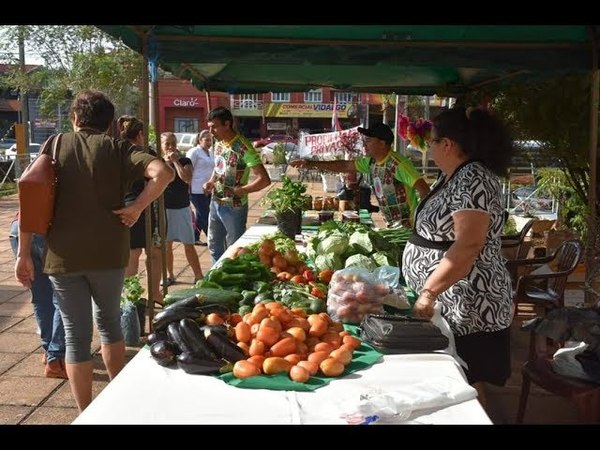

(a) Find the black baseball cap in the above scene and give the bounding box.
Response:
[357,123,394,146]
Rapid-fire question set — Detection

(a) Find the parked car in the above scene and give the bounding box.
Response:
[252,134,296,149]
[260,142,299,164]
[4,143,41,161]
[174,132,198,153]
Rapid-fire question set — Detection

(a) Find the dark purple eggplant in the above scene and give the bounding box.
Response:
[164,295,204,311]
[152,307,204,332]
[147,331,169,345]
[176,352,228,375]
[167,322,191,354]
[203,328,246,363]
[150,341,178,367]
[195,304,231,316]
[179,318,218,361]
[200,324,229,335]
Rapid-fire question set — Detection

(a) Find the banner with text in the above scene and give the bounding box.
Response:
[299,126,364,160]
[264,102,358,118]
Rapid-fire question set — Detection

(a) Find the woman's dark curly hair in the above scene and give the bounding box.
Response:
[432,107,513,177]
[69,90,115,132]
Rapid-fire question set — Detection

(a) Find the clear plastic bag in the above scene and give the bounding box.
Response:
[327,267,394,324]
[121,301,140,346]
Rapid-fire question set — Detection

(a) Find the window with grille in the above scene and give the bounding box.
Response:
[304,89,323,103]
[271,92,290,102]
[334,92,353,104]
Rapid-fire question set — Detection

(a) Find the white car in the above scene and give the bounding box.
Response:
[4,143,41,161]
[260,142,299,164]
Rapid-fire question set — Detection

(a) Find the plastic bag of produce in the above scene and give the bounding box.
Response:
[121,301,140,346]
[326,267,390,324]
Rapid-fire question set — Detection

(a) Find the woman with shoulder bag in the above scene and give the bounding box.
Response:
[15,90,174,413]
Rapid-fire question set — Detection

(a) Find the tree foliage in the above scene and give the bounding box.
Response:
[0,25,144,118]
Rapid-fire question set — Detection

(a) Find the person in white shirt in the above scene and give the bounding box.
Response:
[186,130,215,246]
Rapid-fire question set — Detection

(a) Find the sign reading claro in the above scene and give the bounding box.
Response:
[173,97,199,108]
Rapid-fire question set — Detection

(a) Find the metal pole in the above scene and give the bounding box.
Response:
[393,93,400,153]
[16,26,29,178]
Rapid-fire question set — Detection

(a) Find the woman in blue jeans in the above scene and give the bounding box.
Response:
[9,216,67,379]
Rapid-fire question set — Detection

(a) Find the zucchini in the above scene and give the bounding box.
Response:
[152,307,204,332]
[179,318,218,361]
[176,352,228,375]
[150,341,178,367]
[167,322,192,354]
[164,288,205,306]
[203,328,246,363]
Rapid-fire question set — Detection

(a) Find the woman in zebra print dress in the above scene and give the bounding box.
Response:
[402,107,514,408]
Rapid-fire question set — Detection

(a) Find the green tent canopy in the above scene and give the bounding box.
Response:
[98,25,600,95]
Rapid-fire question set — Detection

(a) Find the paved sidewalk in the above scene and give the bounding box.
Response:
[0,168,582,424]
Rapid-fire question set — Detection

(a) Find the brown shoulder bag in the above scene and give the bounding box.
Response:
[17,133,62,236]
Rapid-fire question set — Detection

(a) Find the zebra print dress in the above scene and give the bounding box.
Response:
[401,161,513,336]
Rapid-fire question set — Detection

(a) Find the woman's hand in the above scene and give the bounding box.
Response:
[413,294,435,319]
[113,204,142,228]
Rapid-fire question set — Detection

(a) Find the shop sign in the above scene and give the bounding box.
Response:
[299,126,363,160]
[264,102,354,118]
[172,97,200,108]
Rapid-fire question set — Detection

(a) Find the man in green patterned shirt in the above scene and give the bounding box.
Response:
[203,107,271,263]
[290,123,429,227]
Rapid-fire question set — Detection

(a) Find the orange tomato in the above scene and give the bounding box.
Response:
[246,355,266,370]
[263,357,292,375]
[329,348,353,365]
[297,360,319,376]
[289,365,310,383]
[235,322,252,344]
[319,358,345,377]
[319,269,334,284]
[233,360,261,379]
[256,326,280,347]
[249,339,266,356]
[307,350,330,366]
[270,337,297,357]
[290,275,307,284]
[342,335,362,350]
[205,313,225,325]
[313,342,334,354]
[285,326,306,342]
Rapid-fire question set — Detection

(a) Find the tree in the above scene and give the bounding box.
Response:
[0,25,144,119]
[466,74,599,302]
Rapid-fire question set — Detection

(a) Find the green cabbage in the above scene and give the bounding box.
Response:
[344,254,377,271]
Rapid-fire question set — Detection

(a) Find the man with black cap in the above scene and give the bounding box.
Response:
[290,123,429,227]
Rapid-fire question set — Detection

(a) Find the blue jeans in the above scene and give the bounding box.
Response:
[207,200,248,264]
[9,220,65,363]
[190,193,211,241]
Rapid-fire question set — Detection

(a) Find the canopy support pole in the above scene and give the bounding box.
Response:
[585,26,600,305]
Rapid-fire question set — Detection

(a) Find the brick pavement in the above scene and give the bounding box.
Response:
[0,167,582,424]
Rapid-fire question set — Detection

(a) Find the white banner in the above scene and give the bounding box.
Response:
[298,126,364,160]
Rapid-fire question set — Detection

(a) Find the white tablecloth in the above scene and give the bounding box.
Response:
[73,225,491,425]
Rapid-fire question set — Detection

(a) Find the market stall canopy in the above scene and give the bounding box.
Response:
[98,25,600,95]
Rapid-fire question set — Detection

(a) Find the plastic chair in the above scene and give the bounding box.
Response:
[501,218,534,261]
[516,318,600,423]
[506,239,583,317]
